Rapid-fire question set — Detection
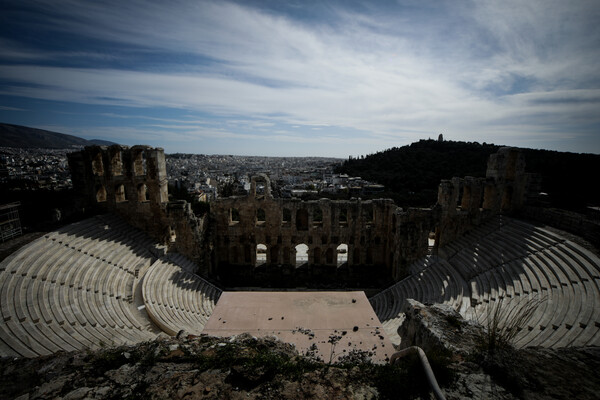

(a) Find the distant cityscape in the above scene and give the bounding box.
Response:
[0,147,385,200]
[0,147,73,190]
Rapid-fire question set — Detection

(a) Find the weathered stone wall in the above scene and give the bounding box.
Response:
[68,146,532,286]
[68,145,207,268]
[391,207,435,280]
[434,147,530,248]
[68,145,168,207]
[165,200,210,274]
[209,175,406,285]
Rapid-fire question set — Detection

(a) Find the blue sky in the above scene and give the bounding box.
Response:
[0,0,599,157]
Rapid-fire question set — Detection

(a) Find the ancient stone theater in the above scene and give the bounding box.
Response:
[1,145,599,361]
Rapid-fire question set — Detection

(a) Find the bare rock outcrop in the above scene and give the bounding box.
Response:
[398,299,600,400]
[398,299,483,358]
[0,334,381,400]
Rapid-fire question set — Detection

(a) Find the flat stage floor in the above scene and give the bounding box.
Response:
[202,291,395,363]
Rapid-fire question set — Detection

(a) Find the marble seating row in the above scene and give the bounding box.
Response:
[371,216,600,349]
[0,215,160,357]
[142,256,222,336]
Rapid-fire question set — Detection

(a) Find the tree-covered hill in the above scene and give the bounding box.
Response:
[336,139,600,210]
[337,140,500,207]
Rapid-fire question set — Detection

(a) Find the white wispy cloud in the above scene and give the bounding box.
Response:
[0,105,26,111]
[1,0,599,155]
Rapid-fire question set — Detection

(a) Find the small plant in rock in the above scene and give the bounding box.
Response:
[474,295,545,396]
[327,333,343,365]
[477,295,544,355]
[304,343,322,362]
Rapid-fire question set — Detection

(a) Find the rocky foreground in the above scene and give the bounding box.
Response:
[1,302,600,399]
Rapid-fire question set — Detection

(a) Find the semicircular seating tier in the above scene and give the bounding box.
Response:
[0,214,222,358]
[141,254,222,336]
[370,216,600,348]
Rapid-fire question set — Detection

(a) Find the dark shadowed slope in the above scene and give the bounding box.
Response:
[0,123,116,148]
[336,139,600,210]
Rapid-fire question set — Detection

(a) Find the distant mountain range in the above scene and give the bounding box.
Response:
[0,123,118,149]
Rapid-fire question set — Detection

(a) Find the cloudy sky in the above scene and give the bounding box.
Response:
[1,0,599,157]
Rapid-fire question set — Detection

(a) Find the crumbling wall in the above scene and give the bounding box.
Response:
[390,207,435,280]
[68,145,207,268]
[434,147,529,248]
[165,200,210,274]
[68,146,533,286]
[210,174,405,285]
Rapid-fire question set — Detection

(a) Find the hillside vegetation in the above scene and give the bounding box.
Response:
[336,139,600,211]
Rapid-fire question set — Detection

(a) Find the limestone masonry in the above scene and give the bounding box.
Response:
[67,145,534,284]
[2,145,598,362]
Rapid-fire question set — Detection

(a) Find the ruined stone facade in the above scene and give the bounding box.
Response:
[68,145,168,207]
[68,145,208,271]
[68,146,532,287]
[210,175,401,286]
[435,147,531,249]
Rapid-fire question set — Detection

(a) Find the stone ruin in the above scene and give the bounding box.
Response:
[68,145,534,286]
[2,144,597,363]
[68,145,208,273]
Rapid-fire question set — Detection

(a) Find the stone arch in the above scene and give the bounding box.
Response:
[428,229,436,253]
[133,150,147,176]
[137,183,149,202]
[115,184,127,202]
[295,243,308,267]
[461,185,472,210]
[296,209,308,231]
[110,149,123,176]
[250,174,272,198]
[256,208,266,226]
[282,208,292,226]
[339,208,348,227]
[95,184,107,202]
[455,179,463,207]
[229,208,240,225]
[256,244,267,267]
[92,152,104,176]
[336,244,348,267]
[364,205,374,225]
[313,207,323,227]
